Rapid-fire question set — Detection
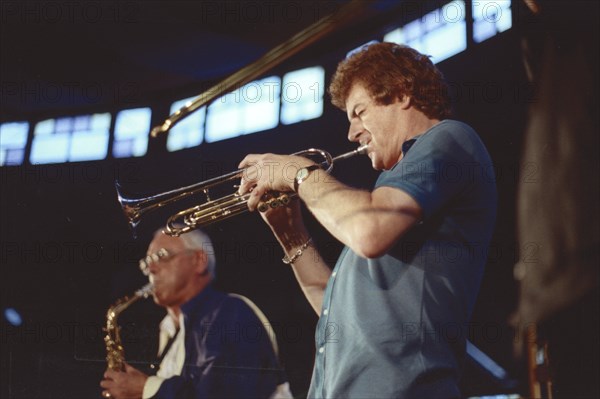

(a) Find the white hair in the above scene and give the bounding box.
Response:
[180,229,217,279]
[154,227,217,278]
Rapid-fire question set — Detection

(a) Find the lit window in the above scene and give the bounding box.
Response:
[280,66,325,125]
[473,0,512,43]
[166,97,205,152]
[113,107,151,158]
[30,113,110,164]
[0,121,29,166]
[205,77,280,143]
[384,1,467,64]
[69,113,111,162]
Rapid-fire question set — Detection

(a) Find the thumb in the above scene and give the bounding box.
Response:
[124,362,148,378]
[123,362,135,372]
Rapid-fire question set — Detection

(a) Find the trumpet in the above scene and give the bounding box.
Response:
[117,145,368,236]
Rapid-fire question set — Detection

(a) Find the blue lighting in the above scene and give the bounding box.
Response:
[30,113,111,164]
[167,97,205,152]
[384,1,467,64]
[113,107,152,158]
[280,67,325,125]
[0,121,29,166]
[4,307,23,326]
[473,0,512,43]
[205,76,280,143]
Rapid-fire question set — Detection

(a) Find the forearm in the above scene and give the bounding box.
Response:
[297,170,375,254]
[268,217,331,315]
[286,245,331,314]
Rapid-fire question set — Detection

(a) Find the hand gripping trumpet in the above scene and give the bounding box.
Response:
[116,145,368,237]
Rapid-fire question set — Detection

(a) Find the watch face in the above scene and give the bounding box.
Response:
[297,168,309,181]
[295,165,320,191]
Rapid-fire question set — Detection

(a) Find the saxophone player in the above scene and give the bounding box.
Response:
[100,229,291,399]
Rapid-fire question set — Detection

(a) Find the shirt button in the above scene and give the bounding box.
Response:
[332,271,337,277]
[318,346,325,354]
[323,309,328,315]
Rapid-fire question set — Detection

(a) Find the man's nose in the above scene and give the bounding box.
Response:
[347,120,363,142]
[148,261,161,275]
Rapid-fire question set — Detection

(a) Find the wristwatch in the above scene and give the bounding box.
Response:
[294,165,321,192]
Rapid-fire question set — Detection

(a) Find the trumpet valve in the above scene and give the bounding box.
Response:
[269,196,280,209]
[278,193,290,205]
[257,192,291,212]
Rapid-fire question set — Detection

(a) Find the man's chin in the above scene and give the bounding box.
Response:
[370,158,384,171]
[152,292,165,305]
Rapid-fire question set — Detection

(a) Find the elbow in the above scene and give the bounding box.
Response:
[348,224,392,259]
[353,241,388,259]
[346,214,417,258]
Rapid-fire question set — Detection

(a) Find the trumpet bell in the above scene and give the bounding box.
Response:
[115,182,145,232]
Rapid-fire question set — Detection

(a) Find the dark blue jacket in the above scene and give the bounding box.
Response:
[153,286,287,398]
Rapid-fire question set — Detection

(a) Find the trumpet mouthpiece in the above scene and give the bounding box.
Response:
[356,144,369,154]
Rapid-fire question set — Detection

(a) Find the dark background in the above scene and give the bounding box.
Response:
[0,1,559,397]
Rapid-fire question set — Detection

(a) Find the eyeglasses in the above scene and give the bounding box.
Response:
[138,248,192,276]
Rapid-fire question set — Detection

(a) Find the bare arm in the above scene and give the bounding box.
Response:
[297,169,422,258]
[259,200,331,314]
[238,154,422,259]
[286,244,332,314]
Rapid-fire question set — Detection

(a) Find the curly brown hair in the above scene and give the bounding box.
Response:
[329,42,452,120]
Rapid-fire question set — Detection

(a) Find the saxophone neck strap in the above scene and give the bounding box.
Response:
[152,326,181,372]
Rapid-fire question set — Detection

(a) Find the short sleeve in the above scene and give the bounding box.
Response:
[376,121,488,219]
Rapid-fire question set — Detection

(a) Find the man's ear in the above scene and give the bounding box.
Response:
[192,250,209,276]
[398,95,411,110]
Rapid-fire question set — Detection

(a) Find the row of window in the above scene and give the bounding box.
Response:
[1,0,512,167]
[1,66,326,165]
[384,0,511,63]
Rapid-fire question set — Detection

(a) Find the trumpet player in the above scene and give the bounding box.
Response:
[100,228,291,399]
[237,42,497,398]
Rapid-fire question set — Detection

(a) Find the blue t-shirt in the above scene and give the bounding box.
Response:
[308,120,497,398]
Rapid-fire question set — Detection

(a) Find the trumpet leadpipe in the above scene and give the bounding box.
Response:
[330,144,369,162]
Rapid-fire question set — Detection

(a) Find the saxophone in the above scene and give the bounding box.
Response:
[104,283,153,371]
